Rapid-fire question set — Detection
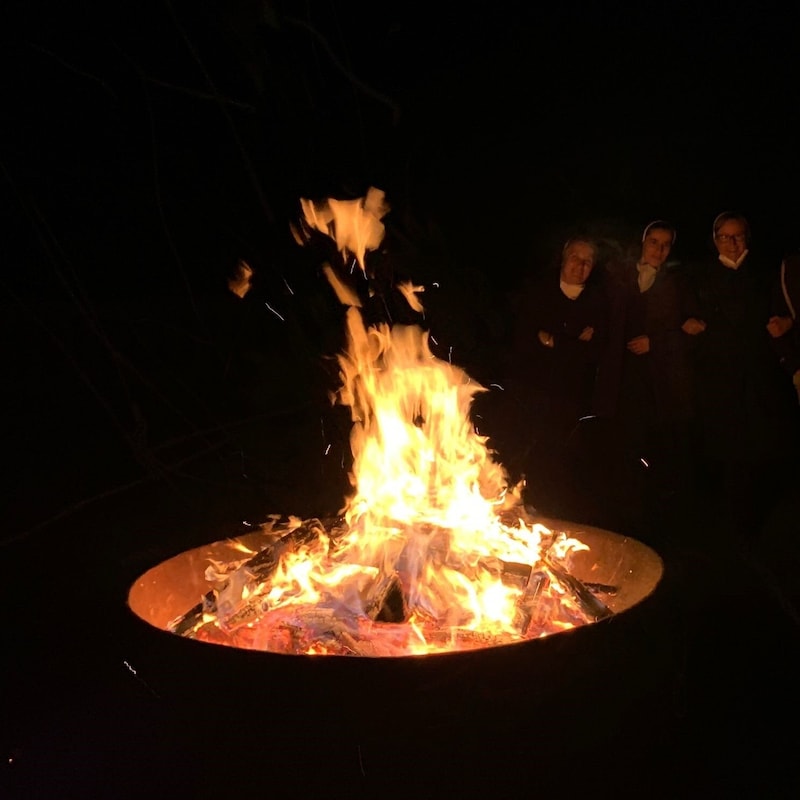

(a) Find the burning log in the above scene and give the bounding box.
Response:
[364,571,407,623]
[170,515,615,650]
[542,557,613,623]
[476,556,532,589]
[514,570,552,635]
[424,627,521,650]
[240,518,325,579]
[168,518,325,637]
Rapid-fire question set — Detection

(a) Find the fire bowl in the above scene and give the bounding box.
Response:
[123,518,669,795]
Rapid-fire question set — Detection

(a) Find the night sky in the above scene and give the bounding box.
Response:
[3,0,799,535]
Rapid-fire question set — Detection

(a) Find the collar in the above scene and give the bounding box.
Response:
[719,249,749,270]
[560,280,584,300]
[636,261,658,293]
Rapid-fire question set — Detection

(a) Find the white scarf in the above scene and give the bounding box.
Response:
[560,280,584,300]
[636,262,658,293]
[719,249,749,270]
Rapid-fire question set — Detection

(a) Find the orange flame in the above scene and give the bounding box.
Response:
[179,189,596,655]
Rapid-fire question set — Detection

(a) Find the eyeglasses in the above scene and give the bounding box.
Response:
[715,234,746,244]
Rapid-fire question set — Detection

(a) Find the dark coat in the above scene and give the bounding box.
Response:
[508,270,610,444]
[618,262,697,427]
[690,252,798,462]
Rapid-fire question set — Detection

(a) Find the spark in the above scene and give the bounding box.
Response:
[324,444,331,455]
[283,278,295,295]
[265,302,285,321]
[489,383,504,390]
[122,659,161,698]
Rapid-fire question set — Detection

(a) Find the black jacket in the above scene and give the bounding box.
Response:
[691,252,798,461]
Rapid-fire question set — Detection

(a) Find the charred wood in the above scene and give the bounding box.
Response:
[364,571,408,623]
[168,518,325,636]
[542,557,613,622]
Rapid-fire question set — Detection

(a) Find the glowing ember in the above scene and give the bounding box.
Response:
[169,190,612,655]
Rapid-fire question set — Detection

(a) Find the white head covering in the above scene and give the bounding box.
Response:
[642,219,676,245]
[637,220,676,291]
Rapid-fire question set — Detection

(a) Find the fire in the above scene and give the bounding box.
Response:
[169,189,608,656]
[335,310,545,633]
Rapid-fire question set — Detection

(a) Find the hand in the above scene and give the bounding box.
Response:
[578,326,594,341]
[682,317,707,335]
[537,330,554,348]
[627,335,650,355]
[767,315,793,338]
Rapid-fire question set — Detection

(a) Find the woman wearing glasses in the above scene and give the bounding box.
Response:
[690,212,799,537]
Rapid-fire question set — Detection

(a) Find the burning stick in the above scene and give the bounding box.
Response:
[237,518,325,583]
[363,571,407,623]
[168,519,326,637]
[515,570,552,635]
[542,557,614,623]
[476,556,533,590]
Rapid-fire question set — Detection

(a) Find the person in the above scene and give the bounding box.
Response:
[616,220,705,507]
[502,237,611,515]
[689,212,799,537]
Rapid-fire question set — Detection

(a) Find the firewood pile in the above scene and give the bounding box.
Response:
[168,514,615,656]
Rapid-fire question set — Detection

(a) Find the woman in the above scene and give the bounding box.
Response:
[690,212,799,534]
[504,237,611,514]
[617,220,703,501]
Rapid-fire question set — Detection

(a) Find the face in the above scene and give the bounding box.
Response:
[560,241,595,285]
[714,218,748,262]
[641,228,673,269]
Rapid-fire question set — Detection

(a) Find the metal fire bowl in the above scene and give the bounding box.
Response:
[125,518,666,793]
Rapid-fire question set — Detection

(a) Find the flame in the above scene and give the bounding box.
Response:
[227,259,253,299]
[332,309,534,630]
[175,189,599,655]
[300,187,389,276]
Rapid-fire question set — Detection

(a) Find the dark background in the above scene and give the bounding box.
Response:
[2,4,800,797]
[3,0,799,539]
